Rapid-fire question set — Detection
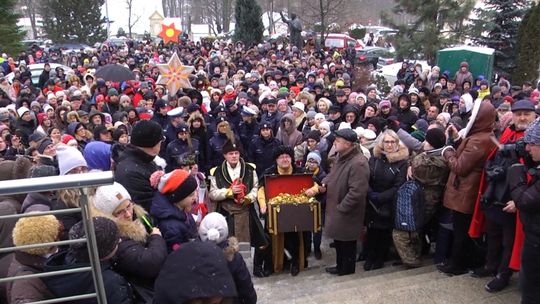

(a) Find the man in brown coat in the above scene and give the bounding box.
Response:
[439,100,497,275]
[321,128,370,276]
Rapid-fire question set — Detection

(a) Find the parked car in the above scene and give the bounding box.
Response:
[5,63,73,85]
[356,46,395,69]
[49,43,95,56]
[371,60,430,86]
[321,33,364,52]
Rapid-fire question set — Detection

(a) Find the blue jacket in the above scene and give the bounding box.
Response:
[150,193,198,252]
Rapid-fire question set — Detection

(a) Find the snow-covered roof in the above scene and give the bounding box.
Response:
[439,45,495,55]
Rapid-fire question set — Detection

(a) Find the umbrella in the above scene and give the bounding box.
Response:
[94,64,135,83]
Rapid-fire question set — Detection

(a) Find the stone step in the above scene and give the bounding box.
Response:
[261,268,521,304]
[255,263,438,303]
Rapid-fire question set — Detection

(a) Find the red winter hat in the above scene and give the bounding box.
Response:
[157,169,198,203]
[37,113,48,125]
[61,134,76,145]
[503,95,514,104]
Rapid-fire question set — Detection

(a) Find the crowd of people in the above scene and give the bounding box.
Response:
[0,35,539,304]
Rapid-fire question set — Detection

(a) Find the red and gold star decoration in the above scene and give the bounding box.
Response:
[159,23,182,44]
[156,52,194,96]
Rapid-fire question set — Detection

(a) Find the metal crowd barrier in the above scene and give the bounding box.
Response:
[0,171,115,304]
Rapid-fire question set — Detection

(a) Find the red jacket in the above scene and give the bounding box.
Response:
[468,125,525,270]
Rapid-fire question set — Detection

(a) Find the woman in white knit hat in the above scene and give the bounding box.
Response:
[91,182,167,299]
[198,212,257,304]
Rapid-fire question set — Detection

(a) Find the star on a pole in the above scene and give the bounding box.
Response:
[159,23,182,44]
[156,52,194,96]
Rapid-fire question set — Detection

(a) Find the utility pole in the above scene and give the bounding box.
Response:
[105,0,111,38]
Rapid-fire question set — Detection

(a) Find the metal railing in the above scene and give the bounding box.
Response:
[0,171,115,304]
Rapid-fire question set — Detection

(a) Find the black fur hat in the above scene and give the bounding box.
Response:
[273,145,294,161]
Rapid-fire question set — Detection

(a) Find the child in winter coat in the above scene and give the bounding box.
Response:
[198,212,257,304]
[150,169,199,252]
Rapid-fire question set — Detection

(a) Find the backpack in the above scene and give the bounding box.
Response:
[394,180,425,232]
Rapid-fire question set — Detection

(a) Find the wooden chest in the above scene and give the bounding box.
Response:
[265,174,322,235]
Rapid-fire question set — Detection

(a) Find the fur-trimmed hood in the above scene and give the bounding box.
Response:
[89,203,148,243]
[297,91,315,109]
[221,236,239,262]
[373,142,409,163]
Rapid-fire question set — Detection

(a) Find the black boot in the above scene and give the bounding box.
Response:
[485,273,511,293]
[253,248,267,278]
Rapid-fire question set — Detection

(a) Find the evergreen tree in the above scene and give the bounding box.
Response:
[382,0,475,65]
[0,0,26,55]
[41,0,107,45]
[233,0,264,47]
[469,0,530,78]
[513,3,540,84]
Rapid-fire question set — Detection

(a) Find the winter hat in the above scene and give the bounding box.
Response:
[306,151,322,165]
[292,102,305,112]
[198,212,229,244]
[306,130,321,142]
[306,110,317,119]
[37,112,48,125]
[107,88,119,96]
[30,101,41,109]
[61,134,78,146]
[319,121,331,133]
[154,242,237,304]
[92,124,113,141]
[273,145,295,161]
[29,165,58,178]
[69,217,119,259]
[56,145,88,175]
[338,122,352,130]
[334,128,358,143]
[131,120,164,148]
[93,182,131,215]
[315,113,327,123]
[37,138,54,154]
[499,111,514,130]
[17,106,29,117]
[413,119,429,133]
[425,128,446,149]
[503,95,514,104]
[222,138,242,154]
[379,100,391,109]
[83,141,112,171]
[12,215,60,255]
[29,132,45,145]
[157,169,198,203]
[524,118,540,145]
[0,157,32,181]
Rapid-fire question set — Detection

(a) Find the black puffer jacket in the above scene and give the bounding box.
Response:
[165,138,200,172]
[218,238,257,304]
[114,144,159,212]
[110,205,168,289]
[44,251,134,304]
[397,107,417,133]
[367,143,408,229]
[508,164,540,246]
